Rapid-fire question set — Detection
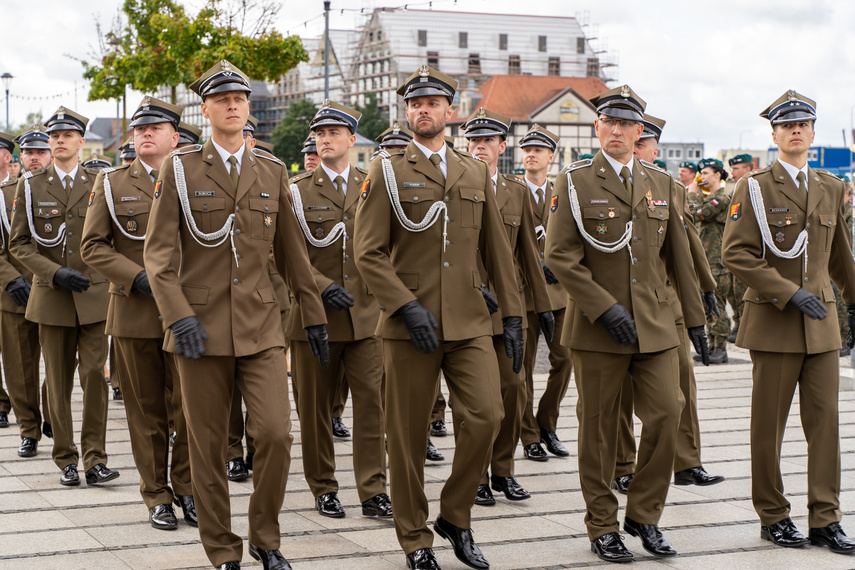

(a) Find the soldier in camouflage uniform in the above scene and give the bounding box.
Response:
[688,158,732,364]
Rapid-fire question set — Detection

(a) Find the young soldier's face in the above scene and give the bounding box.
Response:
[406,96,452,139]
[304,152,320,172]
[21,148,52,171]
[632,137,658,163]
[772,121,815,156]
[201,91,250,136]
[730,162,753,182]
[700,166,722,188]
[314,125,355,165]
[523,146,554,175]
[467,135,506,171]
[48,130,84,162]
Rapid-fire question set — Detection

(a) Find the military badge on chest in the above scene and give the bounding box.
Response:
[264,213,272,227]
[775,230,785,243]
[316,224,324,238]
[127,217,138,233]
[596,221,607,235]
[44,222,52,233]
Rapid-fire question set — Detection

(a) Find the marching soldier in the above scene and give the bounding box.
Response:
[461,108,553,507]
[726,153,754,341]
[722,90,855,555]
[355,65,524,570]
[143,59,328,570]
[9,107,117,487]
[545,85,708,562]
[518,124,574,462]
[289,100,390,520]
[81,96,196,530]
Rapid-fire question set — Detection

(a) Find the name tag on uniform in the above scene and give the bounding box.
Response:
[404,182,426,188]
[307,206,331,211]
[769,207,789,213]
[590,199,609,204]
[121,196,141,201]
[194,191,216,197]
[38,201,57,207]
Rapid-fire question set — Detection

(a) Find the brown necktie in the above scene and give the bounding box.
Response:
[228,156,239,190]
[620,166,632,198]
[63,175,73,195]
[429,153,445,183]
[151,169,159,184]
[334,175,345,200]
[796,171,807,201]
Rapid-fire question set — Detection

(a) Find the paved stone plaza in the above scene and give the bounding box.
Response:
[2,344,855,569]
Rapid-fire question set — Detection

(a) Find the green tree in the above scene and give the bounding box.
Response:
[82,0,308,104]
[356,92,387,142]
[271,99,317,169]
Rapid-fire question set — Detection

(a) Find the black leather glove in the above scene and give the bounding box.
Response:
[541,260,559,285]
[597,303,638,346]
[171,316,208,360]
[131,270,154,300]
[53,267,90,293]
[537,310,555,343]
[481,286,499,315]
[502,316,524,373]
[688,325,710,366]
[305,324,330,368]
[6,276,31,307]
[702,290,720,317]
[788,288,827,320]
[321,282,355,311]
[846,303,855,350]
[395,300,439,354]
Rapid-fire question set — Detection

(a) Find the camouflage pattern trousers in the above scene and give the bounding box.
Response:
[708,269,741,349]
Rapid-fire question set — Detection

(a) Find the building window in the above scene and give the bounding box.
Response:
[498,145,514,174]
[538,35,547,52]
[369,32,374,42]
[459,32,467,48]
[427,51,439,67]
[468,53,481,74]
[667,148,683,159]
[586,57,600,77]
[499,33,508,50]
[377,30,382,41]
[508,55,521,75]
[418,30,427,47]
[577,37,586,54]
[808,149,819,161]
[548,57,560,76]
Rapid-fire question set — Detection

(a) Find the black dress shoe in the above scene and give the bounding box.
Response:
[434,514,489,569]
[216,563,240,569]
[430,420,448,437]
[245,451,254,470]
[332,417,350,438]
[249,542,292,569]
[362,493,393,517]
[86,463,120,485]
[624,516,677,556]
[113,387,123,401]
[149,503,178,530]
[406,547,440,570]
[591,532,633,563]
[60,464,80,486]
[612,474,633,495]
[0,411,8,427]
[810,522,855,554]
[490,474,530,501]
[315,491,345,518]
[540,429,569,456]
[426,439,444,462]
[18,437,37,457]
[523,442,548,462]
[674,466,724,486]
[226,457,249,481]
[761,517,808,547]
[474,484,495,506]
[43,421,53,439]
[174,494,198,527]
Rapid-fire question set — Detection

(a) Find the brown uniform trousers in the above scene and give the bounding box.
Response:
[545,154,705,540]
[80,159,192,508]
[144,141,325,567]
[289,165,387,503]
[521,179,573,446]
[10,164,110,472]
[616,182,717,476]
[722,162,855,528]
[0,179,45,439]
[355,143,522,554]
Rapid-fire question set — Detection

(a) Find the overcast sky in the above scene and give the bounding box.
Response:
[3,0,855,157]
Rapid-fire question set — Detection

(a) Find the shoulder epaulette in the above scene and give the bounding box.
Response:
[251,147,283,165]
[562,158,592,173]
[289,171,313,184]
[500,172,526,187]
[815,168,840,180]
[639,160,670,176]
[675,180,686,190]
[23,170,41,180]
[355,165,368,175]
[453,148,475,160]
[103,163,129,176]
[749,166,772,177]
[171,144,202,157]
[378,149,397,159]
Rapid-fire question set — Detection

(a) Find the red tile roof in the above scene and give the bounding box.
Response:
[451,75,609,123]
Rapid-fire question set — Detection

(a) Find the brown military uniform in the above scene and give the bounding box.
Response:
[10,164,110,472]
[0,178,43,439]
[144,140,326,566]
[521,178,573,447]
[354,142,523,554]
[722,161,855,528]
[545,152,705,540]
[80,158,192,509]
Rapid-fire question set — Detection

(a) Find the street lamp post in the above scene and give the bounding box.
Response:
[1,73,13,132]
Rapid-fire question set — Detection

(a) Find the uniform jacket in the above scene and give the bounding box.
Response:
[544,151,705,354]
[691,183,731,273]
[143,140,326,357]
[483,172,551,334]
[80,158,168,339]
[9,163,109,326]
[354,142,522,342]
[288,164,378,342]
[524,179,566,313]
[722,161,855,354]
[0,178,33,314]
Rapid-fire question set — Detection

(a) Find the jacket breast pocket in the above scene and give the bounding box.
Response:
[503,213,521,246]
[818,213,835,251]
[33,211,63,240]
[647,208,669,247]
[459,186,484,229]
[768,214,800,249]
[398,188,429,222]
[305,209,338,241]
[250,198,278,240]
[188,197,227,234]
[114,201,149,236]
[582,206,618,240]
